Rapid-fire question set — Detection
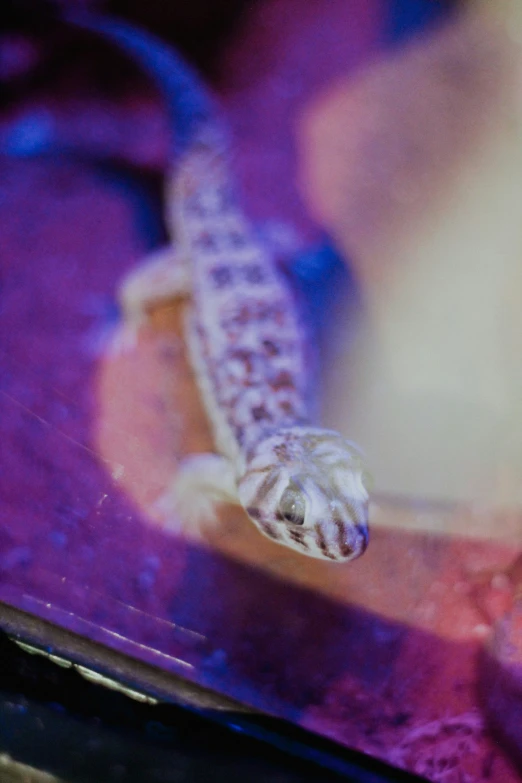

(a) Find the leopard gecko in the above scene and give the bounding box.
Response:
[73,14,371,561]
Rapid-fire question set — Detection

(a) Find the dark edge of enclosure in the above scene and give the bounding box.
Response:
[0,600,427,782]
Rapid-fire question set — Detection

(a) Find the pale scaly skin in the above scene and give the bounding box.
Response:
[117,135,370,562]
[238,427,369,561]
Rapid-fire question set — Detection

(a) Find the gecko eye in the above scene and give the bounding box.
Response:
[278,487,306,526]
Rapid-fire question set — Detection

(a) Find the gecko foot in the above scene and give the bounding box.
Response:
[151,453,239,535]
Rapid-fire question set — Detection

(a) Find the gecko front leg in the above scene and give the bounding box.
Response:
[153,453,240,535]
[110,244,192,353]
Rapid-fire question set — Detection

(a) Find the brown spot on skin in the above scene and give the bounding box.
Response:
[247,466,272,475]
[278,400,296,416]
[274,443,291,462]
[230,305,258,327]
[254,472,280,506]
[262,339,280,356]
[258,303,285,325]
[230,348,253,368]
[252,405,271,422]
[271,370,295,391]
[333,516,353,559]
[225,365,257,389]
[230,350,264,383]
[288,529,309,549]
[260,520,280,540]
[315,524,336,560]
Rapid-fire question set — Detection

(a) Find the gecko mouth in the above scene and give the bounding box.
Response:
[245,505,368,562]
[307,517,369,562]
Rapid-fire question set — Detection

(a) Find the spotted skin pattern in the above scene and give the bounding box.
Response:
[160,140,371,561]
[81,14,371,561]
[169,145,308,452]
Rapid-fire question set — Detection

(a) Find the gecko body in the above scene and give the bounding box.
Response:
[76,15,370,561]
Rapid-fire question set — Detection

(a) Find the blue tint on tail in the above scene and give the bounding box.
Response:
[65,12,223,154]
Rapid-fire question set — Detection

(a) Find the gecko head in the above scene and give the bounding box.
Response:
[237,426,371,562]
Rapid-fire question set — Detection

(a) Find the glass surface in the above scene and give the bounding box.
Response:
[1,1,522,781]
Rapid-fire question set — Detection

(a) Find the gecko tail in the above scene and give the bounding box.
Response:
[62,10,227,154]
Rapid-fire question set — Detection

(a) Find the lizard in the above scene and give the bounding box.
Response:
[68,13,371,562]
